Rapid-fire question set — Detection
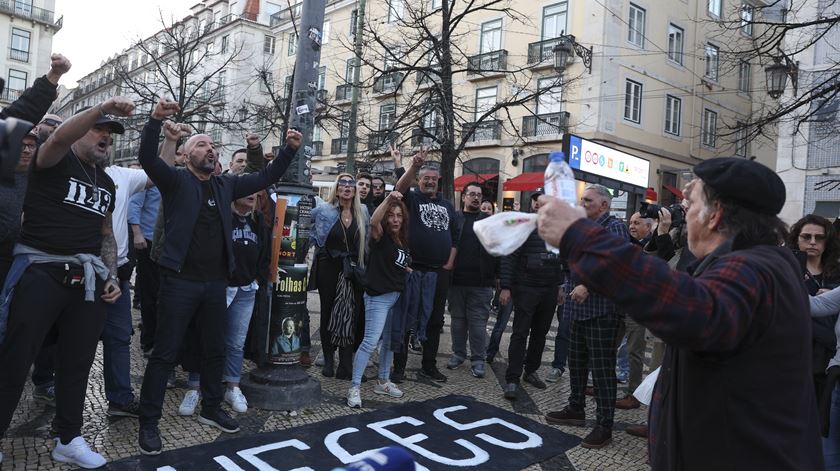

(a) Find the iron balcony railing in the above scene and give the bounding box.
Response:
[373,72,403,94]
[463,120,501,141]
[411,126,440,146]
[331,137,348,154]
[8,47,28,62]
[368,130,397,152]
[0,0,62,29]
[0,88,23,103]
[527,37,563,65]
[522,112,570,137]
[467,50,508,75]
[416,69,440,86]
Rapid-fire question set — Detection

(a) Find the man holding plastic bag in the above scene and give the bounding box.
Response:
[532,158,822,470]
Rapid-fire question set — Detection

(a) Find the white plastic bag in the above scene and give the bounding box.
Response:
[474,212,538,256]
[633,366,660,406]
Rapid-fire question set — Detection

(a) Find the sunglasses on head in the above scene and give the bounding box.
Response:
[41,119,62,127]
[338,179,356,187]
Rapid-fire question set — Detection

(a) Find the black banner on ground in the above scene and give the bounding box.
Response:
[95,395,580,470]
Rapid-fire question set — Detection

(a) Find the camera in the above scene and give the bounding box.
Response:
[639,201,686,227]
[0,78,34,185]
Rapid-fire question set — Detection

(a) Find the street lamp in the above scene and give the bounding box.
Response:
[552,34,593,74]
[765,54,798,99]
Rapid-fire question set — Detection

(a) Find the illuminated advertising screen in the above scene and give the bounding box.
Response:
[566,135,650,189]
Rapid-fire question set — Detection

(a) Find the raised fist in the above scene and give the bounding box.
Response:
[285,128,302,151]
[151,98,180,120]
[102,97,136,117]
[245,132,261,148]
[49,54,72,76]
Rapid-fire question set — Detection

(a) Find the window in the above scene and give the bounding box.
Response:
[480,19,502,54]
[738,60,751,93]
[704,43,719,80]
[264,35,275,54]
[628,4,646,48]
[7,69,27,93]
[735,123,748,157]
[384,46,402,71]
[474,86,498,120]
[702,109,718,148]
[624,79,643,124]
[431,0,442,9]
[537,77,563,114]
[388,0,404,23]
[664,95,681,136]
[741,4,753,35]
[322,20,331,45]
[14,0,32,16]
[221,35,229,53]
[667,24,684,65]
[340,111,351,138]
[542,2,568,39]
[345,58,356,82]
[318,66,326,90]
[379,103,396,130]
[287,33,297,56]
[708,0,721,17]
[10,28,31,62]
[283,75,293,98]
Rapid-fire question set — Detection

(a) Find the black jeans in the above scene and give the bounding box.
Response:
[138,274,227,427]
[394,267,451,373]
[136,243,160,351]
[504,284,558,384]
[0,264,107,443]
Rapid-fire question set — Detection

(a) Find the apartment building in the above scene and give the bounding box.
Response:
[774,0,840,224]
[0,0,62,107]
[265,0,771,210]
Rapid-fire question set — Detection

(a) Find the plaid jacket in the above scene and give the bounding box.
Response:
[561,218,822,470]
[565,212,632,321]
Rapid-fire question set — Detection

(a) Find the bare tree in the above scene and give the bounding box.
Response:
[337,0,574,201]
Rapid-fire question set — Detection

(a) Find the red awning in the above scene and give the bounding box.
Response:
[503,172,544,192]
[645,188,658,202]
[454,173,498,191]
[662,184,684,199]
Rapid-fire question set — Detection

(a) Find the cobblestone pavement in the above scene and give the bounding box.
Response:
[1,292,651,470]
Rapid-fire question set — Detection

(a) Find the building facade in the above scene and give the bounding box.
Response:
[0,0,62,108]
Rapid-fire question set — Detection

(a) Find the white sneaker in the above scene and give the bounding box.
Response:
[373,381,404,398]
[179,390,200,416]
[52,436,106,469]
[225,387,248,413]
[315,351,325,367]
[546,368,563,383]
[347,386,362,408]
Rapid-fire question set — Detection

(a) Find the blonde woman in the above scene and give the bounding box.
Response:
[309,173,369,379]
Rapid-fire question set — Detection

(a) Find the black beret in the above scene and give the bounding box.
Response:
[693,158,785,215]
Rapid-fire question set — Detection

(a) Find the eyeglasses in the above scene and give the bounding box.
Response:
[357,182,370,188]
[40,119,62,127]
[465,192,482,198]
[22,143,37,151]
[800,233,827,242]
[337,179,356,187]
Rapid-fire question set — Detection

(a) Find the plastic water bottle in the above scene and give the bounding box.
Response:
[543,151,576,253]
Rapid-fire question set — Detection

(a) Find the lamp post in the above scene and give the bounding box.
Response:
[765,54,798,98]
[552,34,593,74]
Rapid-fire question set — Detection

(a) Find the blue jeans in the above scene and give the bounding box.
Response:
[825,383,840,469]
[551,304,571,371]
[617,336,629,376]
[486,298,514,358]
[103,280,134,406]
[353,292,400,387]
[188,286,256,385]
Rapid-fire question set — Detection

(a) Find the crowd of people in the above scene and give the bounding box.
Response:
[2,54,840,471]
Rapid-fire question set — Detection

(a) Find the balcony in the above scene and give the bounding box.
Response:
[311,140,323,156]
[0,0,63,30]
[0,88,22,103]
[218,14,239,26]
[467,50,508,77]
[8,47,29,63]
[331,137,348,154]
[373,72,403,95]
[527,37,564,66]
[335,84,352,102]
[368,130,397,153]
[269,5,301,27]
[463,120,502,143]
[522,112,570,138]
[411,126,440,146]
[416,69,440,87]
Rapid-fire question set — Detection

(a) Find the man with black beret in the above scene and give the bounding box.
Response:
[538,158,822,470]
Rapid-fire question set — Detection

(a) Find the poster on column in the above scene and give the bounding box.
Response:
[268,263,308,364]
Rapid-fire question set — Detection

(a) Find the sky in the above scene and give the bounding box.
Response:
[53,0,198,86]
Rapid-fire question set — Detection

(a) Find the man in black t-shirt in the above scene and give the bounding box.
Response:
[0,97,134,469]
[391,151,460,383]
[136,103,302,456]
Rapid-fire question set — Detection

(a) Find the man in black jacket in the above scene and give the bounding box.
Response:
[446,182,496,378]
[500,193,562,400]
[136,102,301,456]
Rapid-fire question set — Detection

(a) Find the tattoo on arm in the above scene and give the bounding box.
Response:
[101,212,118,276]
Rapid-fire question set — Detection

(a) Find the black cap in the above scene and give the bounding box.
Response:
[693,158,785,215]
[75,106,125,134]
[530,189,544,201]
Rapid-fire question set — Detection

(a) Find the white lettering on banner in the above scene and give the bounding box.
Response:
[418,203,449,231]
[157,467,178,471]
[63,178,112,216]
[433,406,543,450]
[324,428,431,471]
[237,440,314,471]
[213,456,246,471]
[367,416,490,467]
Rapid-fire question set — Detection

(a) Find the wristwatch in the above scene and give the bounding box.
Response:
[108,274,119,284]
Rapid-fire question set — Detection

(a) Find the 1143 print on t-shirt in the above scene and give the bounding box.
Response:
[63,177,113,216]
